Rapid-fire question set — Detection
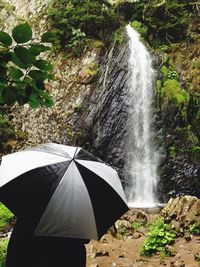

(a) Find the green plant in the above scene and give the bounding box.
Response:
[48,0,122,48]
[167,70,179,80]
[131,220,143,230]
[66,28,86,56]
[194,253,200,263]
[141,218,176,256]
[117,0,199,46]
[0,22,57,113]
[168,145,176,159]
[188,223,200,235]
[73,100,83,112]
[116,226,129,239]
[130,20,147,37]
[0,203,13,229]
[0,238,8,267]
[162,79,189,107]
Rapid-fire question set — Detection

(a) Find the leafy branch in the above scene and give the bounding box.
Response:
[0,22,57,113]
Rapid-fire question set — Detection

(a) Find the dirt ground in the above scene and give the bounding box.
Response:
[86,209,200,267]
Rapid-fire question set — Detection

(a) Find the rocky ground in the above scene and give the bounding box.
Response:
[86,233,200,267]
[86,201,200,267]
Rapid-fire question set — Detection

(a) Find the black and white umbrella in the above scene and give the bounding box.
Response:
[0,143,128,240]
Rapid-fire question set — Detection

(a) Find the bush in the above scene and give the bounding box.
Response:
[141,218,176,256]
[188,223,200,235]
[48,0,122,49]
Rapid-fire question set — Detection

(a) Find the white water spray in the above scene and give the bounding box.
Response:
[125,24,160,208]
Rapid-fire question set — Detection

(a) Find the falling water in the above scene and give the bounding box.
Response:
[125,24,160,208]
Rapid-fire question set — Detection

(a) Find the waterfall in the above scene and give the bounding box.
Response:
[125,24,160,208]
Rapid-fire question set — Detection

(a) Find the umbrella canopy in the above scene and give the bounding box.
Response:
[0,143,128,240]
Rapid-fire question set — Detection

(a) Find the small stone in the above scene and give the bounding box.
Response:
[90,264,99,267]
[95,250,109,257]
[184,234,192,241]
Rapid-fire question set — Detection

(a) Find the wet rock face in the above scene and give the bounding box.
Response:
[161,156,200,201]
[80,39,130,175]
[157,107,200,201]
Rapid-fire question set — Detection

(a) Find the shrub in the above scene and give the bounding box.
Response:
[188,223,200,235]
[48,0,122,49]
[141,218,176,256]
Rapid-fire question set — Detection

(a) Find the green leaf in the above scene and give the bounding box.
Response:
[2,87,17,104]
[0,66,7,82]
[12,23,32,44]
[29,44,51,56]
[0,31,12,46]
[34,59,53,71]
[28,90,40,108]
[11,52,30,69]
[14,47,35,65]
[9,68,24,80]
[38,90,53,107]
[35,81,45,90]
[28,70,47,81]
[41,31,57,43]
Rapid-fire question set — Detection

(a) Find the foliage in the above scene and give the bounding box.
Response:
[130,20,147,37]
[116,0,199,46]
[168,145,176,159]
[0,238,8,267]
[66,28,86,56]
[0,115,15,147]
[194,253,200,263]
[162,79,189,107]
[0,23,57,113]
[141,218,176,256]
[188,223,200,235]
[156,53,190,121]
[0,203,13,229]
[48,0,122,49]
[116,226,129,239]
[131,220,143,230]
[73,100,83,112]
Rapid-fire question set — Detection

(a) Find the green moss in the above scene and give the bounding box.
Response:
[162,79,189,107]
[161,66,169,77]
[73,101,83,112]
[111,27,126,45]
[86,61,99,76]
[131,20,147,37]
[169,145,176,159]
